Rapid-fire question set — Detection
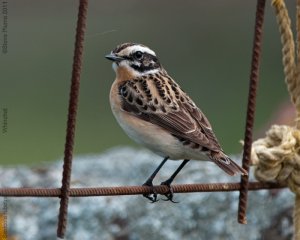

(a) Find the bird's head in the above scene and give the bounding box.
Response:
[105,43,161,77]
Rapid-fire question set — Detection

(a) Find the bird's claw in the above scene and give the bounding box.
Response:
[143,193,159,203]
[160,181,179,203]
[142,181,159,203]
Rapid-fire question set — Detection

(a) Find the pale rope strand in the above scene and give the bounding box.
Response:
[251,126,300,239]
[295,2,300,239]
[297,0,300,129]
[297,0,300,80]
[272,0,297,105]
[252,125,300,182]
[273,1,300,239]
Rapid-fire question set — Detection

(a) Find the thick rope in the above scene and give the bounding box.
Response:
[273,0,298,105]
[251,0,300,239]
[297,0,300,129]
[252,125,300,185]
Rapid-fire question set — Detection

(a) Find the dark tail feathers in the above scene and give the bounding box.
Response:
[210,152,248,176]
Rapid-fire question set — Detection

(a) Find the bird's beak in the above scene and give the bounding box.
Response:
[105,53,124,62]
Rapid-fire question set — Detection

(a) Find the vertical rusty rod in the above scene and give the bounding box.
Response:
[57,0,89,238]
[238,0,266,224]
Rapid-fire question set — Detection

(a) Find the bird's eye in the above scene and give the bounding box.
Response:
[134,51,143,60]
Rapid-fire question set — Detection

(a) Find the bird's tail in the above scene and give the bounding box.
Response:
[210,152,248,176]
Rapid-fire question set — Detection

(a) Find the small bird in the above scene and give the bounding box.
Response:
[105,43,247,202]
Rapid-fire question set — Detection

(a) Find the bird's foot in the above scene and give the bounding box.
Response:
[160,180,179,203]
[142,181,159,203]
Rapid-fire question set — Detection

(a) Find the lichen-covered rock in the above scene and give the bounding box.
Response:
[0,147,294,240]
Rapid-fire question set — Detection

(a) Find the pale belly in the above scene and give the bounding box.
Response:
[114,108,184,158]
[117,113,210,161]
[109,82,209,161]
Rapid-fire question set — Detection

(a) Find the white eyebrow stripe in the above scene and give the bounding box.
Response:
[126,45,156,56]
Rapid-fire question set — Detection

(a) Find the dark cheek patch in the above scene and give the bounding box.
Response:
[130,53,160,73]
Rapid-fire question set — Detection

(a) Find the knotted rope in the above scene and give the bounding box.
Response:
[252,125,300,185]
[251,0,300,239]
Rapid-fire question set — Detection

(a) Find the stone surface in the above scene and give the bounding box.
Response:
[0,147,294,240]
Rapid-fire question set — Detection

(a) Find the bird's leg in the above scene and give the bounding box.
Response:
[161,159,190,203]
[142,156,169,203]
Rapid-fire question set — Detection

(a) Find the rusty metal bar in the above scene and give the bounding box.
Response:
[0,182,286,197]
[57,0,89,238]
[238,0,266,224]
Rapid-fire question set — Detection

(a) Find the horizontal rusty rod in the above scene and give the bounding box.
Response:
[0,182,286,197]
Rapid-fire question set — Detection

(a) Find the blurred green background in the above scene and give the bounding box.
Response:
[0,0,294,165]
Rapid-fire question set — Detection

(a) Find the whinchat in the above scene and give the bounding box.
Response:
[106,43,247,202]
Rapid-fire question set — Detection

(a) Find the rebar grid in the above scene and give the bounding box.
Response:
[238,0,266,225]
[0,0,275,238]
[57,0,88,238]
[0,182,286,197]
